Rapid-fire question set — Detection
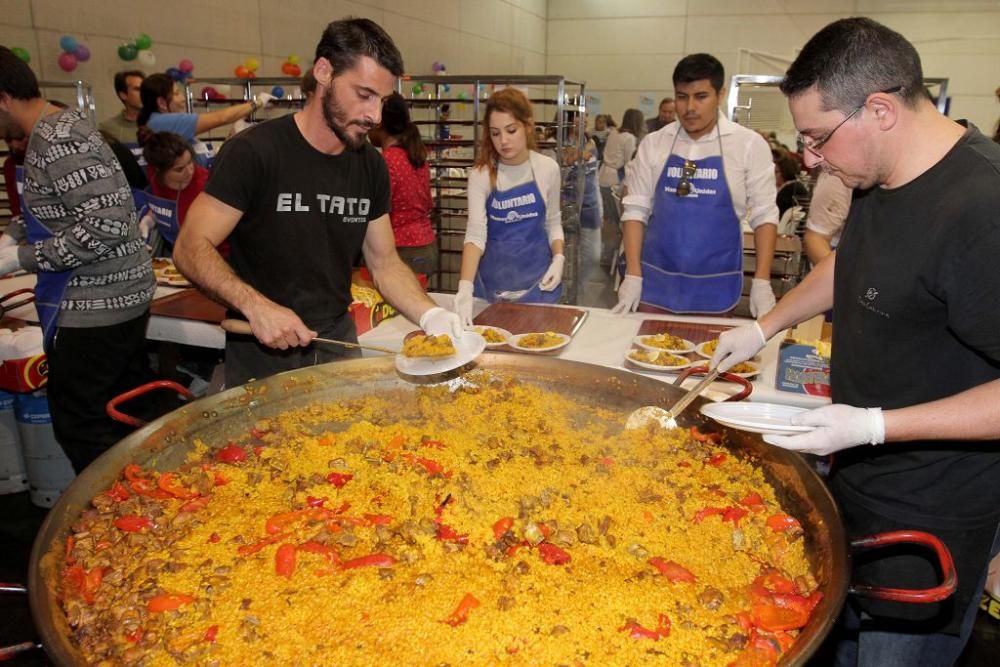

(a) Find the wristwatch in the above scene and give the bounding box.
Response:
[249,98,259,113]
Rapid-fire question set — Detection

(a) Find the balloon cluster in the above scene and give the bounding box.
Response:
[432,61,450,93]
[235,57,259,80]
[281,55,302,77]
[12,47,31,64]
[118,33,155,67]
[166,59,195,82]
[57,35,90,72]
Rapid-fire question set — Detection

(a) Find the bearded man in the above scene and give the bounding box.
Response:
[174,17,461,386]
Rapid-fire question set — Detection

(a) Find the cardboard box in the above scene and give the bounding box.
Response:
[348,268,428,336]
[775,340,831,397]
[0,354,48,393]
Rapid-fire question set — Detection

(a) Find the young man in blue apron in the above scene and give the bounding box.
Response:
[613,54,779,317]
[0,47,155,473]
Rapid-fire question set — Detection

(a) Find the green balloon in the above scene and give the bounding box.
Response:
[135,33,152,50]
[118,43,138,61]
[12,47,30,63]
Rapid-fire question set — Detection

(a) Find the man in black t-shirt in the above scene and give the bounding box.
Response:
[710,18,1000,666]
[174,18,461,386]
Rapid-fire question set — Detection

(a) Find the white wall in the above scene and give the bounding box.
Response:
[546,0,1000,133]
[0,0,547,125]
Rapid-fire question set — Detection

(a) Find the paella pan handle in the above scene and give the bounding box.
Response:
[0,582,41,662]
[848,530,957,603]
[0,287,35,318]
[672,366,753,402]
[106,380,195,428]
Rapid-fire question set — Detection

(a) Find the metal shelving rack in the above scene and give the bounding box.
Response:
[398,74,587,301]
[180,76,306,149]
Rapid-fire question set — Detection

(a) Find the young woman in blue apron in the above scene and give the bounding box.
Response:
[139,132,213,256]
[453,89,565,327]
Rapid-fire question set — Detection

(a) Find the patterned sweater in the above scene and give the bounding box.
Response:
[18,109,154,327]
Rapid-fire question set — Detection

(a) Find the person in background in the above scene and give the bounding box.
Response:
[591,113,614,162]
[0,46,155,473]
[598,108,643,267]
[710,18,1000,665]
[614,54,779,317]
[137,73,274,166]
[453,88,564,327]
[773,149,808,218]
[141,131,215,255]
[100,130,148,191]
[1,123,27,228]
[99,69,145,165]
[802,170,851,266]
[173,18,461,387]
[551,109,602,279]
[645,96,676,134]
[368,92,437,279]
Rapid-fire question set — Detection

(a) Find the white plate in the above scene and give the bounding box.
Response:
[695,340,720,360]
[624,350,693,373]
[699,402,813,435]
[395,332,486,376]
[471,325,512,348]
[633,334,695,354]
[507,332,571,353]
[690,361,760,379]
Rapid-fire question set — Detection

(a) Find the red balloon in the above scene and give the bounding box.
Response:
[234,65,250,79]
[288,64,301,77]
[57,52,78,72]
[281,62,295,75]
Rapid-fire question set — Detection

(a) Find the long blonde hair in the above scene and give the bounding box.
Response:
[473,88,537,189]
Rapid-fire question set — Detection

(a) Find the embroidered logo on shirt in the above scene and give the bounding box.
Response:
[857,286,889,319]
[489,209,539,224]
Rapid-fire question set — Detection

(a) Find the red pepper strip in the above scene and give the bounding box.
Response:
[298,541,340,564]
[249,427,268,439]
[707,452,727,467]
[341,553,397,570]
[123,463,146,484]
[364,513,394,526]
[127,477,174,500]
[306,495,328,508]
[381,434,405,462]
[326,472,354,488]
[693,506,725,523]
[618,613,671,640]
[493,516,515,540]
[114,515,154,533]
[422,439,445,449]
[157,472,198,499]
[64,536,75,562]
[237,531,291,557]
[436,522,469,544]
[690,426,721,443]
[722,506,749,527]
[105,481,130,502]
[180,496,211,513]
[751,601,811,632]
[125,628,143,643]
[213,472,229,486]
[65,565,104,604]
[648,557,696,583]
[414,456,451,478]
[265,508,333,535]
[216,443,247,463]
[765,514,801,533]
[739,493,766,512]
[147,593,195,613]
[275,543,297,578]
[203,625,219,643]
[537,542,571,565]
[318,434,334,447]
[730,642,780,667]
[443,592,481,627]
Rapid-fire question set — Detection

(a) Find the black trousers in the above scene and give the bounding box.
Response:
[46,311,152,473]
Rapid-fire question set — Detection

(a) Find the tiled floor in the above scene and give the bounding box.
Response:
[1,489,996,665]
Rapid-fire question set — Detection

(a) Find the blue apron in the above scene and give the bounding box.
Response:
[139,190,181,246]
[474,172,561,304]
[638,130,742,313]
[16,166,74,352]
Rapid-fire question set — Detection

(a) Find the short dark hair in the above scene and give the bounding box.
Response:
[780,17,924,112]
[315,17,404,78]
[137,73,176,128]
[142,131,193,174]
[0,46,41,101]
[114,70,144,95]
[774,152,800,182]
[673,54,725,92]
[659,97,674,106]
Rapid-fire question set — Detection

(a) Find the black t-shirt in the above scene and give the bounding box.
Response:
[205,115,389,332]
[832,127,1000,526]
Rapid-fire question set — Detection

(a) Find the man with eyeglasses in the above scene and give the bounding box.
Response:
[613,53,779,316]
[712,18,1000,665]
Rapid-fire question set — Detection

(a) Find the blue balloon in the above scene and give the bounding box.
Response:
[271,85,284,98]
[166,67,184,81]
[59,35,78,53]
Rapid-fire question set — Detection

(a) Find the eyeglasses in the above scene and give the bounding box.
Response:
[798,86,902,157]
[676,160,696,197]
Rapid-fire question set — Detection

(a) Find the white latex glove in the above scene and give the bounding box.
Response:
[0,234,16,250]
[765,404,885,456]
[538,253,565,291]
[453,279,475,329]
[0,246,21,275]
[420,306,464,342]
[253,92,275,109]
[611,275,642,314]
[749,278,777,318]
[710,321,767,372]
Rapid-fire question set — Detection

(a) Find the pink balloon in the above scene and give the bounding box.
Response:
[57,52,78,72]
[179,58,194,73]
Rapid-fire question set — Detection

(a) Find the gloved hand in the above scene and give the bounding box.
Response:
[0,246,22,276]
[0,233,16,250]
[539,253,565,291]
[710,321,767,372]
[453,280,475,329]
[749,278,777,317]
[611,275,642,314]
[253,92,275,109]
[420,306,464,342]
[764,404,885,456]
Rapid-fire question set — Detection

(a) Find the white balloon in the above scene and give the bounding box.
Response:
[137,50,156,67]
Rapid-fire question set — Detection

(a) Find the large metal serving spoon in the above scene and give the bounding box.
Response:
[625,367,720,430]
[221,319,398,355]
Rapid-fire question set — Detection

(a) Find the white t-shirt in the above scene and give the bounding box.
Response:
[622,113,779,230]
[464,151,563,251]
[805,170,852,244]
[598,129,638,188]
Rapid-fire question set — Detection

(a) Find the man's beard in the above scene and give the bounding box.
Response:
[321,85,372,150]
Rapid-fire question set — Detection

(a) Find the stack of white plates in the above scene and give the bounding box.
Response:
[699,402,813,437]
